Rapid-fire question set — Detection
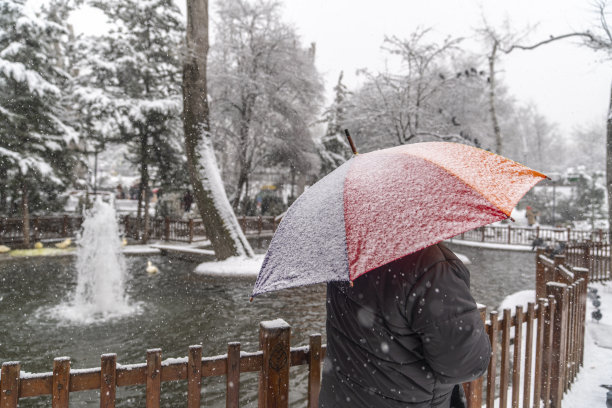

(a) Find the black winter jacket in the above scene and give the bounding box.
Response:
[319,243,490,407]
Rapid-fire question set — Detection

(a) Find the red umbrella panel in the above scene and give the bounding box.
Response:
[252,142,546,297]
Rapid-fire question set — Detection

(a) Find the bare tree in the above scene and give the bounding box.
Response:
[183,0,254,259]
[208,0,323,212]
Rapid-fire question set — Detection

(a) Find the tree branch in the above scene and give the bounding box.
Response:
[501,32,597,53]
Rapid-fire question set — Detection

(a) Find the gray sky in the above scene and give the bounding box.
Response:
[70,0,612,138]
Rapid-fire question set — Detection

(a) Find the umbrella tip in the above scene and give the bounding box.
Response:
[249,296,254,302]
[344,129,359,155]
[509,216,516,222]
[350,281,354,288]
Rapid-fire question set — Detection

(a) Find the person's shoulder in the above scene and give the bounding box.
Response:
[419,243,460,268]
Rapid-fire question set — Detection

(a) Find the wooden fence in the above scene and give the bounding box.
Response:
[562,241,610,282]
[0,251,593,408]
[0,216,83,246]
[123,215,279,244]
[458,225,607,246]
[0,320,323,408]
[0,215,279,246]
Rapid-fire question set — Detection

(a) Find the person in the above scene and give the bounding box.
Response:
[183,190,193,212]
[319,243,491,408]
[526,206,537,226]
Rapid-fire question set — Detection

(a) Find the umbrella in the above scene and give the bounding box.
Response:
[251,141,546,298]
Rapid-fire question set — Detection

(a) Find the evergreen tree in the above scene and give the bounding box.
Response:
[0,0,78,245]
[318,71,352,177]
[79,0,186,242]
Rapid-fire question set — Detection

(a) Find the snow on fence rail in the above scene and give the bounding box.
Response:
[458,224,608,246]
[0,252,595,408]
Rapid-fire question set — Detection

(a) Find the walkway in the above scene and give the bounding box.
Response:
[564,281,612,406]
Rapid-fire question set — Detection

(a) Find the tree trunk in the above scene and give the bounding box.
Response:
[488,42,503,155]
[183,0,253,260]
[140,134,150,244]
[607,82,612,244]
[136,178,143,239]
[21,181,30,248]
[232,167,248,211]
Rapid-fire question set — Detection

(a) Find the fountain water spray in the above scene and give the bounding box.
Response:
[52,199,141,323]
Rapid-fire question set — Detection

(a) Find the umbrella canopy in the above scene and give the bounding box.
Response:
[252,142,546,297]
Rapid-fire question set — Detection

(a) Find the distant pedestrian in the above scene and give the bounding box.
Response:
[526,206,537,226]
[116,184,125,199]
[183,190,193,212]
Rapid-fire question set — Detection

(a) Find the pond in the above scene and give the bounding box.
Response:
[0,243,536,407]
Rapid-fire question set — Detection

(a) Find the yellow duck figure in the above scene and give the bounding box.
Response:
[34,242,43,249]
[146,261,159,275]
[55,238,71,249]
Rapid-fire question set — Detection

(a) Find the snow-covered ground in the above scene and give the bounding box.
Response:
[499,282,612,407]
[564,281,612,407]
[193,252,471,276]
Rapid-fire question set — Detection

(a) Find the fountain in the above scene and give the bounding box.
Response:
[50,199,141,324]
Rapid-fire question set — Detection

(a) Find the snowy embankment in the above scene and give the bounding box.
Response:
[499,283,612,406]
[193,252,471,277]
[194,254,266,277]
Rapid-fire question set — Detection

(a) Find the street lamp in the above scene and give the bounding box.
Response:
[548,172,561,226]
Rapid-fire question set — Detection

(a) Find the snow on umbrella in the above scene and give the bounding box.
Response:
[251,142,547,298]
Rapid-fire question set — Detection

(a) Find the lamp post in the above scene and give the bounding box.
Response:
[552,178,556,226]
[548,172,561,227]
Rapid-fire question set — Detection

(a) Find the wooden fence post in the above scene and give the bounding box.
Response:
[481,226,485,242]
[486,311,499,408]
[146,349,162,408]
[33,217,40,242]
[0,361,20,408]
[188,219,194,243]
[507,224,512,244]
[187,345,202,408]
[499,309,512,408]
[465,305,486,408]
[259,319,291,408]
[52,357,70,408]
[62,215,68,236]
[542,295,556,408]
[533,298,547,407]
[226,342,241,408]
[308,334,322,408]
[101,353,117,408]
[553,255,565,282]
[523,302,536,408]
[164,217,170,241]
[512,306,524,407]
[582,241,591,270]
[546,283,569,408]
[572,268,589,367]
[536,249,547,300]
[124,215,130,238]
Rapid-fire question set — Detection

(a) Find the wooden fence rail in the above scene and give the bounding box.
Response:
[0,215,279,246]
[0,216,83,246]
[123,216,278,244]
[458,224,608,246]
